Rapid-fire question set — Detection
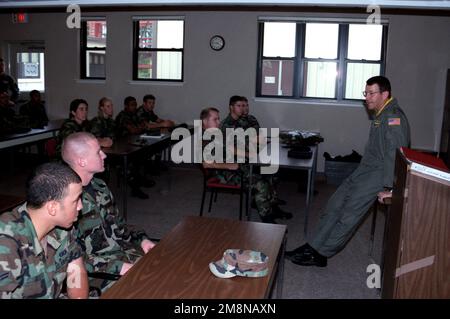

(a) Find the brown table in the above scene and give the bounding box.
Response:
[102,216,287,299]
[0,194,25,213]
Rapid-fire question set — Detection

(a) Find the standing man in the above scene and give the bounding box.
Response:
[137,94,175,130]
[0,57,19,103]
[62,132,156,292]
[286,76,410,267]
[0,163,88,299]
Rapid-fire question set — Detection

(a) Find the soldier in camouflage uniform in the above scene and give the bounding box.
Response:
[90,97,115,148]
[115,96,146,138]
[202,105,289,224]
[238,96,260,130]
[0,90,16,134]
[56,98,91,157]
[0,163,88,299]
[62,132,156,292]
[19,90,49,129]
[0,57,19,103]
[137,94,175,130]
[115,96,155,199]
[286,76,411,267]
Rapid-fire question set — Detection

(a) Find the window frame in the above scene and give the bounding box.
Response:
[256,19,388,102]
[80,18,107,80]
[132,17,185,82]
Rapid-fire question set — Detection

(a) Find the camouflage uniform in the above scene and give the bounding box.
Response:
[0,73,19,102]
[90,116,116,139]
[115,110,144,137]
[136,106,159,124]
[310,98,410,257]
[239,114,260,130]
[77,177,150,291]
[215,115,277,218]
[19,102,49,128]
[0,105,16,134]
[0,203,82,299]
[56,119,91,157]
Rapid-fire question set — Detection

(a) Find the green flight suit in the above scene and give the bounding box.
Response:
[0,203,82,299]
[310,98,410,257]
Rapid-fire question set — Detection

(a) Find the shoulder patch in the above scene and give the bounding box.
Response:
[388,118,401,126]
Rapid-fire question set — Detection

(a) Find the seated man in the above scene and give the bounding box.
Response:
[239,96,260,130]
[137,94,175,130]
[0,162,88,299]
[0,90,15,134]
[19,90,49,128]
[202,107,290,224]
[115,96,154,199]
[286,76,410,268]
[90,97,115,148]
[61,132,156,292]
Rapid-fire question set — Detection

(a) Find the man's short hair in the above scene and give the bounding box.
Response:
[29,90,40,97]
[229,95,244,106]
[241,96,248,102]
[143,94,155,102]
[61,132,97,165]
[26,162,81,209]
[124,96,136,106]
[200,107,219,120]
[367,76,392,98]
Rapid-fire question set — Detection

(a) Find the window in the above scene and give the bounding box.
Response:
[16,52,45,92]
[80,19,106,79]
[257,20,387,101]
[133,18,184,81]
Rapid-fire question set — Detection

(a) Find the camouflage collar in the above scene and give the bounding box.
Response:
[20,204,62,256]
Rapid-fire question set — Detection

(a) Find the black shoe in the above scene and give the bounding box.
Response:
[260,215,277,224]
[131,187,149,199]
[285,243,314,259]
[272,205,293,220]
[290,249,327,267]
[276,198,287,206]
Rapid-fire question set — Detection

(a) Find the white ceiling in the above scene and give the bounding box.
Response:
[0,0,449,10]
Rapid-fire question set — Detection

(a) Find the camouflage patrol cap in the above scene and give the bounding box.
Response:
[209,249,269,278]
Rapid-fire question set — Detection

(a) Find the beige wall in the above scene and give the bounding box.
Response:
[1,10,449,171]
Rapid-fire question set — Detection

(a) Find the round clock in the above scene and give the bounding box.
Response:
[210,35,225,51]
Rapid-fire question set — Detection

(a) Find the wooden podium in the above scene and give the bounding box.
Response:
[382,148,450,298]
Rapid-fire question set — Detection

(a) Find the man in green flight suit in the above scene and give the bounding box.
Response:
[61,132,156,292]
[286,75,410,267]
[0,162,88,299]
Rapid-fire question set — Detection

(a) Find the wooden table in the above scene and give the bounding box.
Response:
[102,216,287,299]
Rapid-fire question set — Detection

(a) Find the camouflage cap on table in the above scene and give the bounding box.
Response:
[209,249,269,278]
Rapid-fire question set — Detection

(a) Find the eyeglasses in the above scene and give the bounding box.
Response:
[362,91,381,97]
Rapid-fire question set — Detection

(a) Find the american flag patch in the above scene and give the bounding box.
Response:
[388,118,401,126]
